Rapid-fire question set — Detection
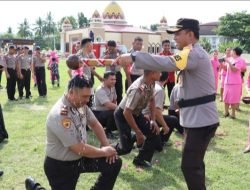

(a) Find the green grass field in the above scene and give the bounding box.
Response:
[0,60,249,190]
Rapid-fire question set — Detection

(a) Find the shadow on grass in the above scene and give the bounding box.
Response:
[118,146,185,190]
[0,140,8,151]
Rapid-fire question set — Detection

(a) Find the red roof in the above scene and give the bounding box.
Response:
[104,24,155,34]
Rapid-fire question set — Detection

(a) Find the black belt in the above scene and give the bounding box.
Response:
[177,94,216,108]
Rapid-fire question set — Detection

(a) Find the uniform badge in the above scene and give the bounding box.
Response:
[61,118,71,129]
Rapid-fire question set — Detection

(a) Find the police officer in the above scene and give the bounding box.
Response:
[17,46,32,99]
[92,71,118,139]
[44,75,122,190]
[124,36,144,90]
[32,46,47,97]
[4,45,18,101]
[142,73,183,147]
[117,18,219,190]
[114,70,162,168]
[103,40,123,104]
[77,37,103,107]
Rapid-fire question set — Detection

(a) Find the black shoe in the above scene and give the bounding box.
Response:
[9,98,18,101]
[0,171,3,176]
[133,158,152,168]
[25,176,45,190]
[57,83,60,87]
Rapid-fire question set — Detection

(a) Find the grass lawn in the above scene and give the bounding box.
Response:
[0,60,249,190]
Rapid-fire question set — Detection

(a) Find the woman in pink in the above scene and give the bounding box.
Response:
[211,50,220,93]
[223,47,245,119]
[219,48,231,102]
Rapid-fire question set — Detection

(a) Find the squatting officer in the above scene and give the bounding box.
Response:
[44,75,122,190]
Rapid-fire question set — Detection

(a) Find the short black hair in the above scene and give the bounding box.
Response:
[52,57,56,62]
[160,72,168,82]
[134,36,143,42]
[81,38,92,47]
[107,40,116,47]
[162,40,170,46]
[185,29,200,40]
[103,71,116,79]
[9,45,15,49]
[233,47,243,56]
[68,75,93,90]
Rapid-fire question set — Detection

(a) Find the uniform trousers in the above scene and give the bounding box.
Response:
[18,69,31,98]
[6,68,17,100]
[44,156,122,190]
[160,115,183,144]
[181,124,218,190]
[114,107,162,162]
[115,71,123,104]
[35,67,47,96]
[92,110,117,133]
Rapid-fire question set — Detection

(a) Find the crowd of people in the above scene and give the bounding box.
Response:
[0,17,249,190]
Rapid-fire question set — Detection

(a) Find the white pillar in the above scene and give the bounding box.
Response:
[60,31,65,54]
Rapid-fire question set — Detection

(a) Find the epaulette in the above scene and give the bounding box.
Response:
[60,105,69,116]
[139,84,147,92]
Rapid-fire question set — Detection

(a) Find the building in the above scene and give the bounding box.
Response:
[60,1,173,55]
[199,22,226,50]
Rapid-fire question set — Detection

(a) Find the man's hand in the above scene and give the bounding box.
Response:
[101,146,119,164]
[135,130,144,146]
[6,73,10,79]
[18,74,23,80]
[115,53,133,67]
[162,125,170,135]
[150,120,160,135]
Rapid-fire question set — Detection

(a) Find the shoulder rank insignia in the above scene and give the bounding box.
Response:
[61,118,71,129]
[139,84,147,91]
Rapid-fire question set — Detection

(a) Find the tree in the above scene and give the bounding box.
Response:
[200,38,212,53]
[59,16,78,31]
[150,24,158,31]
[216,11,250,52]
[33,17,44,36]
[218,40,242,53]
[17,18,32,38]
[7,27,12,34]
[78,12,89,28]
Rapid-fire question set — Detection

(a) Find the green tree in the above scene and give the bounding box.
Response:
[218,40,242,53]
[7,27,12,34]
[78,12,89,28]
[17,18,32,38]
[59,16,78,31]
[43,12,57,49]
[200,38,212,53]
[33,17,44,36]
[216,11,250,52]
[150,24,158,31]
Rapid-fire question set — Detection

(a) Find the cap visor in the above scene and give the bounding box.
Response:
[166,27,182,34]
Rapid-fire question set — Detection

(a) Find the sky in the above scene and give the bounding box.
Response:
[0,1,249,34]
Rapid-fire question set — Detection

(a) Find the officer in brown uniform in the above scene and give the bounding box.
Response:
[17,46,32,99]
[114,70,162,168]
[4,45,18,101]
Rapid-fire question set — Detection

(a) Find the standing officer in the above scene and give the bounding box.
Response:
[117,18,219,190]
[92,71,118,139]
[44,75,122,190]
[114,70,162,168]
[4,45,18,101]
[103,40,123,104]
[17,46,32,99]
[32,46,47,97]
[124,36,144,90]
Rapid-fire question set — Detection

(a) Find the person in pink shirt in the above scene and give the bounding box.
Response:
[219,48,232,102]
[211,50,220,93]
[223,47,245,119]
